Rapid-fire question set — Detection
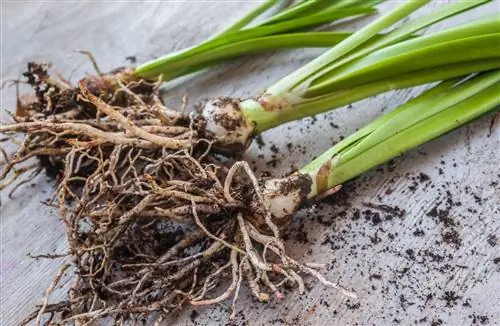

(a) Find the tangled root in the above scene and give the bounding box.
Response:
[2,62,353,325]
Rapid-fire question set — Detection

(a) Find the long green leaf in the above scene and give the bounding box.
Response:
[262,0,381,25]
[135,6,375,80]
[299,78,460,175]
[299,71,500,195]
[308,33,500,94]
[266,0,430,95]
[359,0,492,54]
[308,15,500,94]
[305,1,493,93]
[339,71,500,163]
[261,0,335,25]
[243,59,500,132]
[326,79,500,187]
[218,0,284,35]
[146,32,356,81]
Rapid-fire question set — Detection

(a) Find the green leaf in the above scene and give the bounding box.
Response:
[305,0,493,93]
[218,0,284,36]
[298,79,459,175]
[261,0,336,25]
[262,0,383,25]
[266,0,430,95]
[324,74,500,187]
[308,15,500,95]
[144,32,356,81]
[338,70,500,164]
[299,71,500,195]
[243,59,500,132]
[135,6,375,80]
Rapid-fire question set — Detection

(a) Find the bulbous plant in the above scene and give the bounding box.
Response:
[197,0,498,151]
[12,67,499,325]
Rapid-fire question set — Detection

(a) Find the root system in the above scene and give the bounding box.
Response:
[1,62,351,325]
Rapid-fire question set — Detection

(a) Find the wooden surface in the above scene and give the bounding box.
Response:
[1,1,499,325]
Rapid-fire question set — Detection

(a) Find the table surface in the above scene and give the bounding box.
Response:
[1,1,499,325]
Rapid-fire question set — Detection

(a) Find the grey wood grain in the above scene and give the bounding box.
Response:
[1,1,499,325]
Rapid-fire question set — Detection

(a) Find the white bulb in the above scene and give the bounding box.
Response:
[202,98,254,151]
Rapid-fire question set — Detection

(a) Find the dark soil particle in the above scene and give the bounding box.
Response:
[254,135,265,149]
[427,205,455,228]
[212,98,243,131]
[269,318,285,324]
[479,316,489,324]
[190,310,199,323]
[279,174,313,206]
[471,314,490,324]
[125,55,137,63]
[346,302,361,310]
[363,209,382,225]
[369,274,382,281]
[408,181,418,192]
[369,232,382,244]
[431,319,443,326]
[413,229,425,237]
[422,249,445,263]
[329,122,339,129]
[418,172,430,183]
[441,229,462,248]
[486,234,497,247]
[406,249,416,261]
[441,290,461,307]
[363,202,405,218]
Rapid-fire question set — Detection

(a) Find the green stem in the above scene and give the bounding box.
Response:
[217,0,284,36]
[135,6,375,80]
[261,0,376,25]
[308,33,500,94]
[135,32,355,81]
[261,0,335,25]
[266,0,430,96]
[300,70,500,197]
[243,59,500,132]
[307,3,494,94]
[241,10,498,132]
[308,16,499,95]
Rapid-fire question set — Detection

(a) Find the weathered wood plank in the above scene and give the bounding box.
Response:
[1,1,498,325]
